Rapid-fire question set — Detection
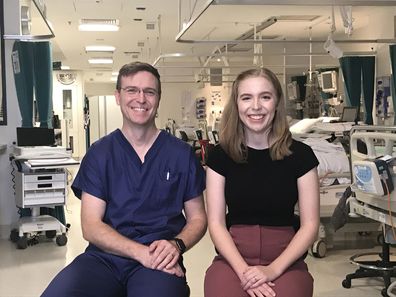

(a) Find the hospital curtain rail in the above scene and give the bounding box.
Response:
[339,56,375,125]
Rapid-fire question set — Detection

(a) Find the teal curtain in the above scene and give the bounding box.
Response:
[361,56,375,125]
[390,45,396,125]
[339,56,375,124]
[34,42,53,128]
[12,41,53,128]
[12,41,34,127]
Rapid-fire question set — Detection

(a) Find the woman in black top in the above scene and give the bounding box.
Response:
[204,68,320,297]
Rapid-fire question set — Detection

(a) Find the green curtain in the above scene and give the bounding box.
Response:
[361,56,375,125]
[339,56,375,124]
[389,45,396,125]
[12,41,53,128]
[12,41,34,127]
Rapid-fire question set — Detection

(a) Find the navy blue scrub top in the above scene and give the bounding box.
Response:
[72,129,205,249]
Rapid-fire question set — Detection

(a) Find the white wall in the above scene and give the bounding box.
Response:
[85,82,115,97]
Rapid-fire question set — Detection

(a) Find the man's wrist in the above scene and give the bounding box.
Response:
[172,238,186,254]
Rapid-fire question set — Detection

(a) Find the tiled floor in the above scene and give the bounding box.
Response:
[0,196,394,297]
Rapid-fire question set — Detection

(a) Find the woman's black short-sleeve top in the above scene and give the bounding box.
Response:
[206,140,319,227]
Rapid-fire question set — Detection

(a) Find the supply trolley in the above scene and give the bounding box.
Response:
[9,146,79,249]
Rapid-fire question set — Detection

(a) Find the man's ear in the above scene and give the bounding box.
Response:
[115,90,121,106]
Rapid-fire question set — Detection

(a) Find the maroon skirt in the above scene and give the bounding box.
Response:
[204,225,313,297]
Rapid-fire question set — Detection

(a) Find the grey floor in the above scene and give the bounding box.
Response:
[0,196,394,297]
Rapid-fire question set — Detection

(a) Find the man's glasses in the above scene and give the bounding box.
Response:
[120,87,158,98]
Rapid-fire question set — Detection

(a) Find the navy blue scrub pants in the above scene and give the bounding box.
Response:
[41,250,188,297]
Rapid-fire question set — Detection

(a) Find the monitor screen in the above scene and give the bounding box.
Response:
[16,127,55,146]
[320,71,337,93]
[341,106,359,122]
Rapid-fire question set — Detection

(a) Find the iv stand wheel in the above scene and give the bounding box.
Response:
[10,229,20,243]
[311,239,327,258]
[382,287,389,297]
[17,235,28,249]
[56,234,68,246]
[342,279,351,289]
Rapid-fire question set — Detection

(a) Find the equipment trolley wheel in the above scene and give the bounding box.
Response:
[56,234,68,246]
[311,239,327,258]
[382,288,389,297]
[45,230,57,239]
[17,235,28,249]
[342,279,351,288]
[10,229,20,243]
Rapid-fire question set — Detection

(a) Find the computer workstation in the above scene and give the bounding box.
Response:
[9,127,78,249]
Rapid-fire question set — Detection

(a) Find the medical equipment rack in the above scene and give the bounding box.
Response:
[9,149,78,249]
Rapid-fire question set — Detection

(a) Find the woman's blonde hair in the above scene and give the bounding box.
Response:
[219,68,292,162]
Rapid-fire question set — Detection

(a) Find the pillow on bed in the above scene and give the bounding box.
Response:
[289,118,322,134]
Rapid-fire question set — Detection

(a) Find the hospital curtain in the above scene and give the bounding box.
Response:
[389,45,396,125]
[12,41,53,128]
[34,42,53,128]
[12,41,34,127]
[361,56,375,125]
[339,56,375,124]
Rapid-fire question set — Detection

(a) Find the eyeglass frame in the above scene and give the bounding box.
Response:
[119,86,159,98]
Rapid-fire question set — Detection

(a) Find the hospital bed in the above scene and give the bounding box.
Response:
[291,119,381,257]
[342,126,396,296]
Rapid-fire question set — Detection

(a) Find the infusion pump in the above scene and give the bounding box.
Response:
[353,157,394,197]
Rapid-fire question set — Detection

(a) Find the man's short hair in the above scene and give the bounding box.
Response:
[116,62,161,98]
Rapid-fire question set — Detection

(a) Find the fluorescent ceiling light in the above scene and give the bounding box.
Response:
[61,65,70,70]
[79,23,119,31]
[79,19,119,32]
[88,58,113,64]
[110,77,117,82]
[112,72,119,75]
[85,45,116,52]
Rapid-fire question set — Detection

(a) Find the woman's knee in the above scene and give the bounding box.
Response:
[204,260,248,297]
[272,268,313,297]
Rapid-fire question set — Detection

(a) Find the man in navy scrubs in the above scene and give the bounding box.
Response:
[41,62,207,297]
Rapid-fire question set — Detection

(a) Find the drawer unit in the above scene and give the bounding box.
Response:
[15,171,67,208]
